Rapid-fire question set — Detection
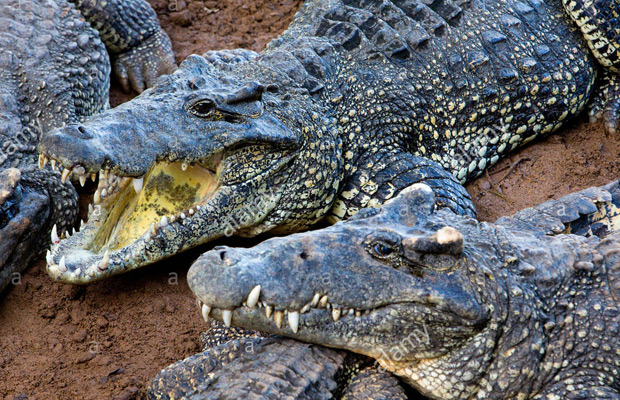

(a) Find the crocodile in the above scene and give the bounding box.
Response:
[39,0,620,283]
[148,336,413,400]
[185,181,620,399]
[0,0,176,293]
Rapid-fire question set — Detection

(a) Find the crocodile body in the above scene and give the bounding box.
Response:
[0,0,175,293]
[39,0,620,282]
[187,181,620,399]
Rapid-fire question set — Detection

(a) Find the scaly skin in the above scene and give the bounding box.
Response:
[148,335,408,400]
[0,0,175,293]
[187,181,620,399]
[39,0,620,283]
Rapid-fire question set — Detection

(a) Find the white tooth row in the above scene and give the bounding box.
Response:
[196,287,369,334]
[143,205,203,243]
[38,155,95,187]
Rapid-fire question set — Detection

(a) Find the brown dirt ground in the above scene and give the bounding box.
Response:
[1,1,620,399]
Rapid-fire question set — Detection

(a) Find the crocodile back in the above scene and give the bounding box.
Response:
[0,0,109,169]
[266,0,596,182]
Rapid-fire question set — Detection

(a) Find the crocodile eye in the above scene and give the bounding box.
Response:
[189,99,216,118]
[373,243,394,257]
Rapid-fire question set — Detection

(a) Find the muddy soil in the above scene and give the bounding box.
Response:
[1,1,619,399]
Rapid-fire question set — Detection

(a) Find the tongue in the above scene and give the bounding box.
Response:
[100,162,218,250]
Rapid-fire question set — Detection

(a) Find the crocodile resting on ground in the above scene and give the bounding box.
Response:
[39,0,620,283]
[178,181,620,399]
[0,0,176,293]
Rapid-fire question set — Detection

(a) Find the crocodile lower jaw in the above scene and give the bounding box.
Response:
[40,155,223,283]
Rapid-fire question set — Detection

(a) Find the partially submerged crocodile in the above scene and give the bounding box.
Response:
[185,182,620,399]
[0,0,175,292]
[39,0,620,283]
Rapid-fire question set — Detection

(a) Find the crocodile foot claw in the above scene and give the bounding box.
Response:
[112,30,177,93]
[588,71,620,134]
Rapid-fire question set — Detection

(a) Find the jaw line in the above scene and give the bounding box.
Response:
[45,162,284,284]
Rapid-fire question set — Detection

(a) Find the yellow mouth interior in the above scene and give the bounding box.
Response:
[91,162,219,252]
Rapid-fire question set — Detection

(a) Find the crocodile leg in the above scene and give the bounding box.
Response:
[588,70,620,133]
[148,337,346,400]
[563,0,620,133]
[70,0,177,93]
[495,180,620,237]
[329,152,476,222]
[341,365,408,400]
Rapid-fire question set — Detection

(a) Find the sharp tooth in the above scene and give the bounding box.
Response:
[46,250,53,265]
[274,310,284,328]
[222,309,233,327]
[247,285,261,308]
[319,295,328,308]
[90,173,96,182]
[58,256,67,273]
[51,224,60,244]
[288,311,300,333]
[265,305,273,318]
[180,213,186,220]
[181,162,188,171]
[93,189,101,205]
[332,309,341,322]
[355,310,362,317]
[72,227,77,235]
[311,293,320,307]
[38,154,46,169]
[74,268,81,276]
[80,219,86,229]
[301,304,310,313]
[132,177,143,194]
[160,216,168,227]
[151,223,157,235]
[188,209,194,215]
[99,250,109,271]
[201,304,211,322]
[101,188,107,198]
[79,175,87,187]
[61,168,71,184]
[51,159,57,170]
[347,309,354,316]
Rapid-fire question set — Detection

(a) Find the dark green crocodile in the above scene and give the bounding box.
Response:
[0,0,176,293]
[183,181,620,399]
[39,0,620,283]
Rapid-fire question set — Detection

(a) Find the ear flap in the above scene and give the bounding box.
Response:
[380,183,436,226]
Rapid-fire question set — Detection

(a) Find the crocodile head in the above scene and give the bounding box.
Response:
[38,54,342,283]
[188,184,506,398]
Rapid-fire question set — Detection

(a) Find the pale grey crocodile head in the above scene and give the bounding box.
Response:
[39,54,342,282]
[188,183,616,399]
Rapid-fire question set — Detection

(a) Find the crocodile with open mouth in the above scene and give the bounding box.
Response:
[0,0,175,293]
[39,0,620,282]
[182,181,620,399]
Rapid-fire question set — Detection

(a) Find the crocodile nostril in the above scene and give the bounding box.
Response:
[67,124,93,139]
[300,251,308,260]
[219,250,227,261]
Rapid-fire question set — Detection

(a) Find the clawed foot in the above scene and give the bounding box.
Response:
[589,70,620,134]
[112,30,178,93]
